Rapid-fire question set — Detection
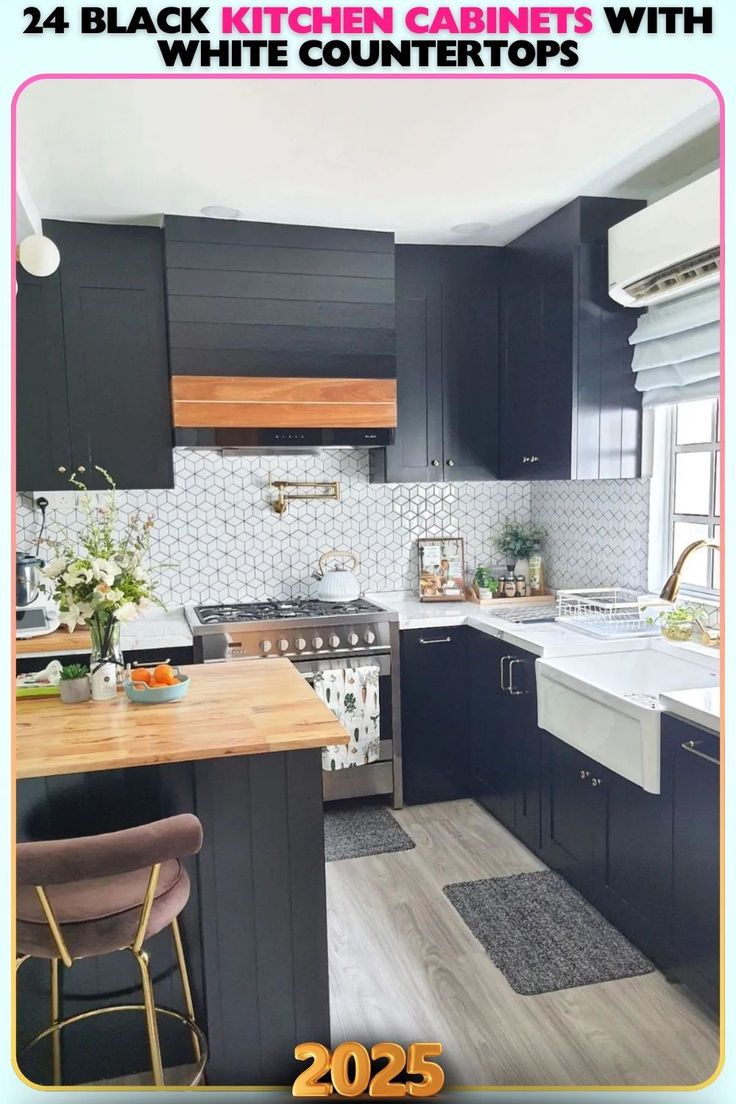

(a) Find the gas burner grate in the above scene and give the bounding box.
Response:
[193,598,379,625]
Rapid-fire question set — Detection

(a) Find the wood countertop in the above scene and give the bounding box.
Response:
[16,627,92,656]
[16,660,349,780]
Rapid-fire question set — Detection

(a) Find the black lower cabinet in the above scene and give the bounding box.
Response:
[664,715,720,1012]
[540,732,602,898]
[540,731,674,964]
[400,628,470,804]
[595,768,673,966]
[469,635,541,852]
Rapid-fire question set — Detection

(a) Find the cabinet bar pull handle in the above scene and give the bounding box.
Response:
[500,655,514,692]
[419,636,452,645]
[508,657,528,695]
[681,740,720,766]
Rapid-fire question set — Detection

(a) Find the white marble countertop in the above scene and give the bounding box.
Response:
[368,591,628,658]
[660,687,720,734]
[368,591,722,664]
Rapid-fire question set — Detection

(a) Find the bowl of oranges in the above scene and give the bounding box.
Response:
[123,663,190,705]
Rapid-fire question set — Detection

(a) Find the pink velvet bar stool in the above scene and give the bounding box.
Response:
[16,814,207,1087]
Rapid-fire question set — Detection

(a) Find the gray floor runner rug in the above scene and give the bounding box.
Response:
[324,805,416,862]
[443,871,654,995]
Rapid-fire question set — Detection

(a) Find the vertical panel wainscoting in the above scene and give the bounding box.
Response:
[16,750,329,1087]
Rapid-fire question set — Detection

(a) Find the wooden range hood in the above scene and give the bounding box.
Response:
[171,375,397,432]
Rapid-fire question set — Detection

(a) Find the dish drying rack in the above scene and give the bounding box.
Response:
[556,588,665,639]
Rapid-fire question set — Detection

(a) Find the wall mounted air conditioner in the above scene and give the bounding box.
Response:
[608,169,719,307]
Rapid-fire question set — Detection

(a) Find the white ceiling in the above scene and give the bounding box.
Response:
[17,78,718,244]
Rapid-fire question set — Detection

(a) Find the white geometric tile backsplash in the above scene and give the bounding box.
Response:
[530,479,651,593]
[16,451,652,605]
[16,449,536,606]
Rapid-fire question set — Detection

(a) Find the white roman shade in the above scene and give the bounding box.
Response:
[629,285,720,407]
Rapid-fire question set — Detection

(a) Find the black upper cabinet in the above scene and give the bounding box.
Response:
[163,216,395,379]
[371,246,500,483]
[400,627,470,805]
[500,197,645,480]
[16,266,73,491]
[17,222,174,491]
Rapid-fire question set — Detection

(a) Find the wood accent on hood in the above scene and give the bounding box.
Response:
[171,375,397,429]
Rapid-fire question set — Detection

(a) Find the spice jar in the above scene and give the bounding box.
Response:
[504,576,517,598]
[515,575,527,597]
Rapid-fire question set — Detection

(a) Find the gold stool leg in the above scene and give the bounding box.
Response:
[131,949,164,1086]
[170,918,202,1063]
[50,958,61,1086]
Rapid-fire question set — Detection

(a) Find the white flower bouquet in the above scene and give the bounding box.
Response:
[41,469,161,650]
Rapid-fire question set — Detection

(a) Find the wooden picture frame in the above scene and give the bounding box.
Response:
[417,537,466,602]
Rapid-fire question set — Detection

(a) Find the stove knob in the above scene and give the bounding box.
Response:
[364,629,376,645]
[329,634,340,649]
[277,639,290,653]
[294,637,307,652]
[312,636,324,650]
[260,640,272,654]
[347,632,359,646]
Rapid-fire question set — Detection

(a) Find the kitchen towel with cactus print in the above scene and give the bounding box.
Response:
[313,665,381,770]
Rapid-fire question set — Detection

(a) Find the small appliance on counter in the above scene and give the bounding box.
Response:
[16,499,59,638]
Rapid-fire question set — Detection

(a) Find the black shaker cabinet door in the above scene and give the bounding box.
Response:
[665,715,720,1011]
[16,266,73,491]
[443,269,500,481]
[400,628,470,805]
[47,221,174,490]
[540,731,604,898]
[469,632,518,831]
[371,245,500,483]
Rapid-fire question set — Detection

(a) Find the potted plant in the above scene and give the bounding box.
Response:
[59,663,91,704]
[40,468,162,701]
[495,522,547,580]
[651,603,707,642]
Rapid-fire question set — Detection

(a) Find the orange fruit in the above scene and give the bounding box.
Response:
[153,664,177,685]
[131,668,152,684]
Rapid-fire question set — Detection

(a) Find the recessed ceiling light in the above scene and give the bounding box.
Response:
[200,205,242,219]
[451,221,491,234]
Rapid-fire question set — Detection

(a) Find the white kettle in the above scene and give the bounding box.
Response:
[316,550,361,602]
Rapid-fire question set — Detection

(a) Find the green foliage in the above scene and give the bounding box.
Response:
[60,663,89,681]
[495,521,546,562]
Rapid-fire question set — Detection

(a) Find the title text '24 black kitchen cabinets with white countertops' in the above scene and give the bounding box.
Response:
[16,221,173,491]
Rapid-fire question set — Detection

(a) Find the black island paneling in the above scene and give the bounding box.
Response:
[164,215,395,379]
[16,749,330,1087]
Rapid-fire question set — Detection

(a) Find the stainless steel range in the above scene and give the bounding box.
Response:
[186,598,402,807]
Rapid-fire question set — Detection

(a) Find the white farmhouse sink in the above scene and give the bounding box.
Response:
[536,639,719,793]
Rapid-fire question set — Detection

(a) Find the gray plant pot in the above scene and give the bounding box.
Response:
[59,676,91,704]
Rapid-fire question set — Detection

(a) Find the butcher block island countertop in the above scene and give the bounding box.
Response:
[16,658,348,779]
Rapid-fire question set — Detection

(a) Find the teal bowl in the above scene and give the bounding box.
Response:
[123,673,190,705]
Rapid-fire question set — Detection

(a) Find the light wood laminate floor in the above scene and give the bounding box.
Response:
[326,799,720,1088]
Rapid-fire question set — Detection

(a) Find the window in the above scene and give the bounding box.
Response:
[649,399,720,600]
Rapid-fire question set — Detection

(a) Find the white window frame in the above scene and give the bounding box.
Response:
[647,401,720,603]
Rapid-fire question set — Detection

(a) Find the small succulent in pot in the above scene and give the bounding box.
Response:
[59,663,91,704]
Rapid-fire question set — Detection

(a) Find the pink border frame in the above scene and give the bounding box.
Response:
[9,72,726,1092]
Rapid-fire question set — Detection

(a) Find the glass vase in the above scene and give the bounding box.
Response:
[88,614,124,701]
